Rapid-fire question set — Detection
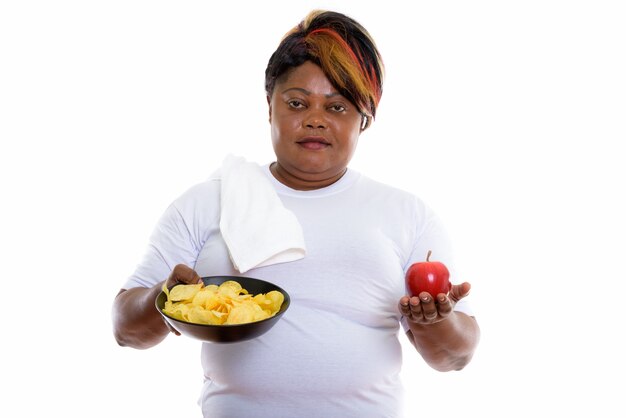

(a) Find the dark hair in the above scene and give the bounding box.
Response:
[265,10,384,129]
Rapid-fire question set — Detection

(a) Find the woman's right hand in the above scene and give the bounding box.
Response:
[113,263,202,347]
[165,264,203,289]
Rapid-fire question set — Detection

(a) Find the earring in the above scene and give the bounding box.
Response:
[361,114,371,131]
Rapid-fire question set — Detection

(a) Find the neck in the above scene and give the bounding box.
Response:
[270,162,347,191]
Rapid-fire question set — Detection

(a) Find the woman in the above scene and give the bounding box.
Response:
[113,10,480,417]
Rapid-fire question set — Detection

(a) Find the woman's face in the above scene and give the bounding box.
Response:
[268,61,363,190]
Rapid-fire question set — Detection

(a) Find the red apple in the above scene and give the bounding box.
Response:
[405,250,451,297]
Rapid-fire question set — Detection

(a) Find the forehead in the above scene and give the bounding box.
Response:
[275,61,338,96]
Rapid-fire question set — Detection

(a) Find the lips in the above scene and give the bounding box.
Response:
[296,136,330,150]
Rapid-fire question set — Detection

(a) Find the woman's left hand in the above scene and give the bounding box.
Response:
[398,282,471,325]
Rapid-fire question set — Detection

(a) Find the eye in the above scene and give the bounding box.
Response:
[287,99,305,109]
[329,104,347,113]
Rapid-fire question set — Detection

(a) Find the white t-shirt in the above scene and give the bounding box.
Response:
[124,166,472,418]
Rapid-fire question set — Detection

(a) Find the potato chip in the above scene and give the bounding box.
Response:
[161,279,284,326]
[187,306,227,325]
[264,290,285,313]
[169,283,203,302]
[225,302,257,325]
[219,280,245,293]
[163,300,190,321]
[192,289,220,310]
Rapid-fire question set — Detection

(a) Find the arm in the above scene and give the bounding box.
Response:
[112,264,201,350]
[399,282,480,371]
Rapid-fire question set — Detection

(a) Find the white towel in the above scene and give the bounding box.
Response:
[217,154,306,273]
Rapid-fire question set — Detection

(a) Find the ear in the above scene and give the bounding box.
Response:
[267,95,272,124]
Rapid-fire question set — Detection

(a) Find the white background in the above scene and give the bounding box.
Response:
[1,1,624,417]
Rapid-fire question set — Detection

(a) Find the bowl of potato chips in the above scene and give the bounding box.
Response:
[155,275,290,343]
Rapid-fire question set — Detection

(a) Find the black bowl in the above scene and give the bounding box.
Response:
[155,275,290,343]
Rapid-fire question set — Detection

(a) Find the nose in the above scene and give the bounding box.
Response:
[303,107,327,129]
